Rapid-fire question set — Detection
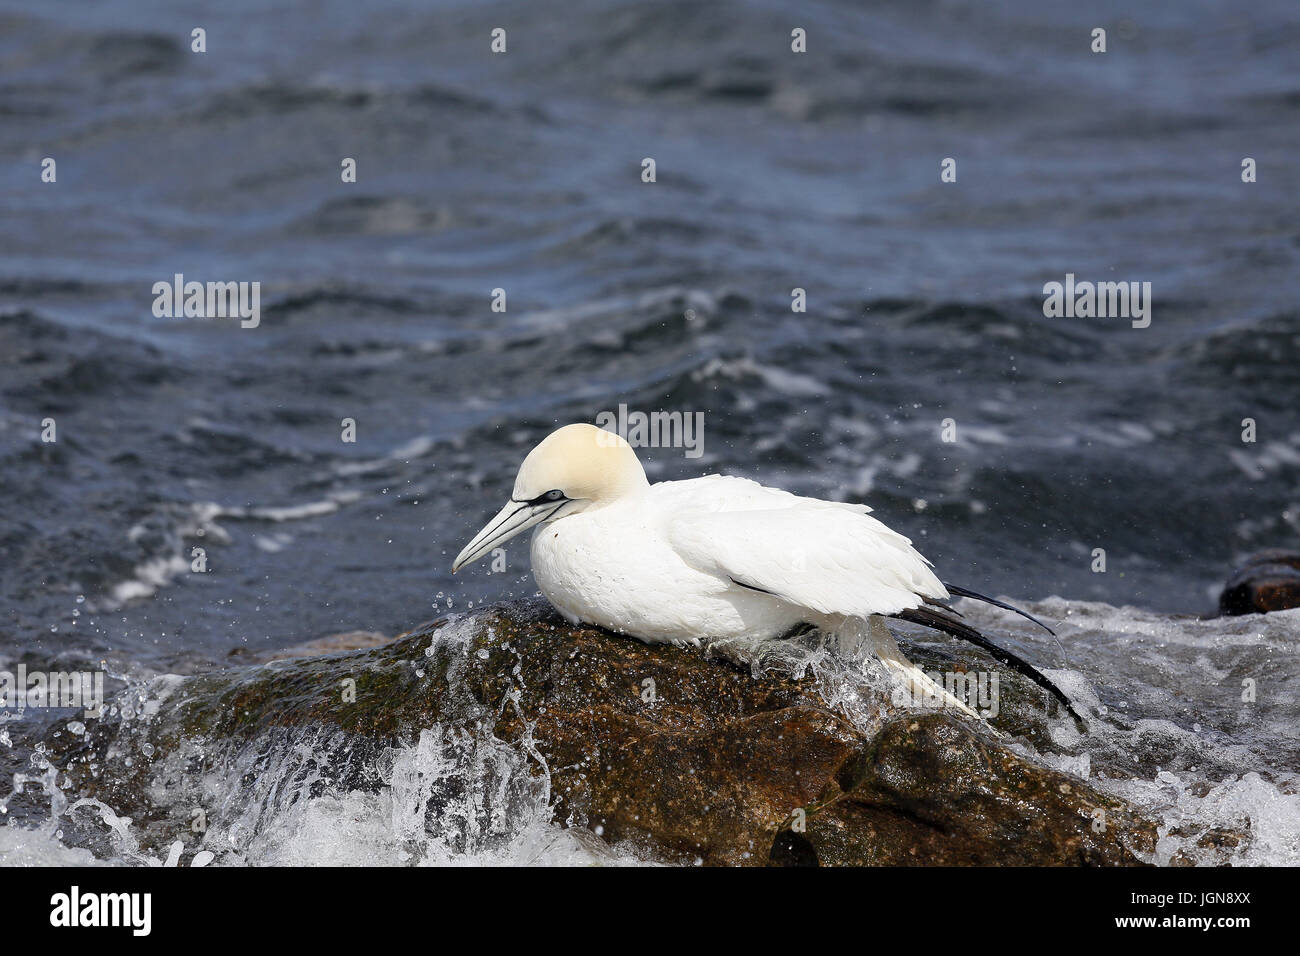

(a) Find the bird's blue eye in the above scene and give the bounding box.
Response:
[544,489,564,501]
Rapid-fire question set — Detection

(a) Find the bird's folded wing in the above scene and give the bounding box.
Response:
[667,505,946,617]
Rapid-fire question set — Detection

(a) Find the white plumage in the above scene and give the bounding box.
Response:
[453,423,1077,722]
[534,474,945,645]
[452,426,987,717]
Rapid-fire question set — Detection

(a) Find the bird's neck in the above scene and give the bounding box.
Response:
[590,474,651,509]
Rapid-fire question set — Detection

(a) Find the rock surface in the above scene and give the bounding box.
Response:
[1219,550,1300,615]
[46,600,1165,865]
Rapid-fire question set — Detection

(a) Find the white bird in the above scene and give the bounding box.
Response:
[453,423,1079,721]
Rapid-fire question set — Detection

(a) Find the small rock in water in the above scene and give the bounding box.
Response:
[1218,550,1300,615]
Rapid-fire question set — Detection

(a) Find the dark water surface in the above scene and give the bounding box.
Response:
[2,0,1299,681]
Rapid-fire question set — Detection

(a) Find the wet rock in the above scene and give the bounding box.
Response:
[1218,550,1300,615]
[778,714,1154,866]
[47,600,1163,865]
[229,629,391,664]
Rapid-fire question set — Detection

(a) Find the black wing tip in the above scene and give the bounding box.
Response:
[894,607,1085,730]
[942,583,1057,636]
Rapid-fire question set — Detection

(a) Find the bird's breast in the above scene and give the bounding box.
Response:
[528,511,806,645]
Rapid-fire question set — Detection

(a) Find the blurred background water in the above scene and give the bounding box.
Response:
[1,0,1298,677]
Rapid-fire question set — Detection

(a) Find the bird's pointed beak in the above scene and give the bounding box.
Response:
[452,499,553,573]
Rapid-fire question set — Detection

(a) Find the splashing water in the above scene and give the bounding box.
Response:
[1,600,1296,865]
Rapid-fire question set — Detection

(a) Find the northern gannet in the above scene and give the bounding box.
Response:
[453,423,1079,722]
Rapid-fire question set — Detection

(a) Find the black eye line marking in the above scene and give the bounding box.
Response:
[512,490,568,507]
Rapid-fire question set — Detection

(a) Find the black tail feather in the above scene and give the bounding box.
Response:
[893,606,1083,724]
[942,583,1056,636]
[923,595,964,618]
